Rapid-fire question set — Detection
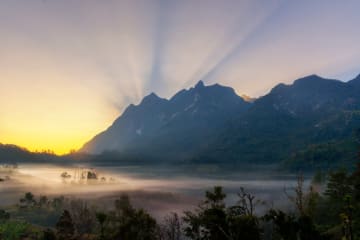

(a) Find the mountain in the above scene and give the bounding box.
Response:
[0,144,61,163]
[197,74,360,168]
[81,74,360,170]
[81,81,250,159]
[0,144,35,163]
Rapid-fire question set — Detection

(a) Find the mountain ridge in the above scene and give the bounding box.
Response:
[78,73,360,169]
[81,80,250,155]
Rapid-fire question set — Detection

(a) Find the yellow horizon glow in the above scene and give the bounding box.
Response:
[0,103,119,155]
[1,0,360,154]
[2,134,90,155]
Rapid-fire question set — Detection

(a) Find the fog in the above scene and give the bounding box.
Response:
[0,163,310,218]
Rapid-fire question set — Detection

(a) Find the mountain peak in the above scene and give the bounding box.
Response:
[148,92,158,97]
[352,73,360,81]
[294,74,323,83]
[348,73,360,86]
[292,74,342,89]
[140,92,163,105]
[195,80,205,89]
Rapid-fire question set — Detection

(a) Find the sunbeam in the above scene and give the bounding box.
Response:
[0,0,360,153]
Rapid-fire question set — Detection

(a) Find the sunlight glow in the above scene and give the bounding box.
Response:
[1,0,360,153]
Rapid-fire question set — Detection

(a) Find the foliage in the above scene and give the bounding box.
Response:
[1,137,360,240]
[19,192,36,208]
[159,212,182,240]
[96,212,107,240]
[325,169,353,200]
[0,221,39,240]
[284,140,358,171]
[69,199,97,235]
[56,210,75,240]
[43,228,56,240]
[104,194,159,240]
[0,209,10,223]
[184,186,262,240]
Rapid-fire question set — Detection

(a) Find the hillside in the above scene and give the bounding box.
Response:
[81,75,360,169]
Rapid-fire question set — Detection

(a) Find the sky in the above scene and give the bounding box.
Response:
[1,0,360,154]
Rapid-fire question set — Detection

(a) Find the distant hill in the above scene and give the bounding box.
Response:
[0,144,37,163]
[81,74,360,170]
[0,144,63,164]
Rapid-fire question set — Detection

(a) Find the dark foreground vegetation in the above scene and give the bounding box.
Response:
[0,162,360,240]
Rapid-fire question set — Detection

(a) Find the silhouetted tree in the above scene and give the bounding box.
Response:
[51,196,65,210]
[184,186,265,240]
[160,212,182,240]
[0,209,10,222]
[96,212,107,240]
[263,209,298,240]
[20,192,36,208]
[325,169,352,200]
[106,194,158,240]
[297,215,322,240]
[351,163,360,201]
[227,210,261,240]
[184,186,229,240]
[285,173,306,215]
[56,210,75,240]
[43,228,56,240]
[69,199,96,235]
[38,195,49,208]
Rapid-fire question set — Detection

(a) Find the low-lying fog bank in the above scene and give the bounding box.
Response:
[0,163,312,218]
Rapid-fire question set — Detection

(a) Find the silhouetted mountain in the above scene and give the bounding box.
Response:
[81,74,360,170]
[0,144,61,163]
[0,144,35,163]
[81,81,250,158]
[348,73,360,87]
[199,74,360,168]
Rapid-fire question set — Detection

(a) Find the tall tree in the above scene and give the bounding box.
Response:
[96,212,107,240]
[325,169,352,201]
[184,186,229,240]
[109,194,158,240]
[160,212,182,240]
[56,210,75,240]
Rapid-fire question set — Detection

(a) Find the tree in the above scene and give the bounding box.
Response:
[0,209,10,223]
[43,228,56,240]
[263,209,299,240]
[160,212,182,240]
[69,199,96,235]
[96,212,107,240]
[184,186,263,240]
[19,192,36,208]
[113,208,158,240]
[227,211,261,240]
[184,186,229,240]
[204,186,226,209]
[38,195,49,208]
[0,221,31,240]
[325,169,352,201]
[236,187,260,216]
[56,210,75,240]
[351,163,360,201]
[297,215,322,240]
[51,196,65,210]
[285,173,306,215]
[340,195,354,240]
[108,194,158,240]
[226,188,262,240]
